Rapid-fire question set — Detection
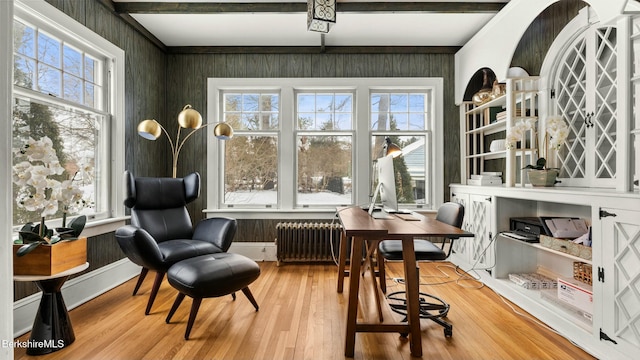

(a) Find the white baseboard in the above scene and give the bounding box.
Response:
[13,258,140,337]
[228,242,277,262]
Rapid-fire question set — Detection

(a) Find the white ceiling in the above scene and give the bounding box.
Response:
[112,0,509,48]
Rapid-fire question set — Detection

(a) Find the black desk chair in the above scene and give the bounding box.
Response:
[115,171,237,315]
[376,202,465,337]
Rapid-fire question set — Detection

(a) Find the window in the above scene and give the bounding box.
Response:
[296,91,353,206]
[371,92,432,205]
[207,78,443,215]
[222,91,279,206]
[12,0,125,229]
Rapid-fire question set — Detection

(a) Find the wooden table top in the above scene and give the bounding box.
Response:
[336,206,474,238]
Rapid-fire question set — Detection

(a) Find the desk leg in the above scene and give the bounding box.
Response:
[345,235,363,357]
[28,276,75,356]
[365,240,383,322]
[337,232,348,293]
[401,237,423,357]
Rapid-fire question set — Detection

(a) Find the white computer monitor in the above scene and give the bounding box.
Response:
[368,154,398,216]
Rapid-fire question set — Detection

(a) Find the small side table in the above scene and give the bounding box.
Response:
[14,262,89,355]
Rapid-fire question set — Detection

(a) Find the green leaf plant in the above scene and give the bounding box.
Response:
[15,215,87,257]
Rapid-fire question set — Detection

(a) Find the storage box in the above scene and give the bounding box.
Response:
[557,277,593,315]
[573,262,593,285]
[540,235,592,260]
[13,237,87,276]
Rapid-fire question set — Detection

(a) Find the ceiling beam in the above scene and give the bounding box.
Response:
[95,0,167,51]
[114,2,506,14]
[165,46,461,55]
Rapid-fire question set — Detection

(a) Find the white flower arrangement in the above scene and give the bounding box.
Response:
[544,115,569,151]
[13,136,92,240]
[505,118,537,150]
[505,115,569,170]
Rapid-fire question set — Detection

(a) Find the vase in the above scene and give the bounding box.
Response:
[13,237,87,275]
[527,169,559,187]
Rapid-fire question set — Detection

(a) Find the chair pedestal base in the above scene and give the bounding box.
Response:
[386,290,453,338]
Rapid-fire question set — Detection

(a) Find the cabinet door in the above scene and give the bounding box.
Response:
[600,208,640,354]
[468,194,494,272]
[450,192,471,263]
[554,24,618,188]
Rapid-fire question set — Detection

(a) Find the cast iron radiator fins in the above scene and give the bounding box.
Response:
[275,222,343,265]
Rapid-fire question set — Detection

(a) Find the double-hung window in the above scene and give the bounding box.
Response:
[370,91,433,205]
[220,91,280,207]
[12,0,125,230]
[207,78,443,216]
[296,91,354,207]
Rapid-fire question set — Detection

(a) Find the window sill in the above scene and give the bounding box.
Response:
[12,216,129,242]
[81,216,129,238]
[203,208,340,220]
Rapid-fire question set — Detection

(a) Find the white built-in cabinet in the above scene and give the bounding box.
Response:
[552,21,622,188]
[460,78,539,186]
[599,207,640,355]
[449,184,640,360]
[632,17,640,185]
[452,5,640,360]
[450,192,495,269]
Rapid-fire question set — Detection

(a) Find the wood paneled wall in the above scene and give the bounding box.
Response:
[511,0,587,75]
[165,53,460,224]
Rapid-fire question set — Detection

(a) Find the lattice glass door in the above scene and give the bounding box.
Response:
[451,192,470,263]
[468,195,493,271]
[554,25,618,187]
[593,27,618,184]
[601,208,640,355]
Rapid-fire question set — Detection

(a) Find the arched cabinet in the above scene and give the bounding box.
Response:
[544,8,634,190]
[550,21,621,188]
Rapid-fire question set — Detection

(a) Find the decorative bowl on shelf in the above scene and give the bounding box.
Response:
[472,89,492,106]
[527,169,559,187]
[489,139,506,152]
[490,81,506,99]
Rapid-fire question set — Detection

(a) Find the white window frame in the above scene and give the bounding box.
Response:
[206,78,443,219]
[12,0,126,236]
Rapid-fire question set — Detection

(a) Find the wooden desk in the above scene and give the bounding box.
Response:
[336,207,473,357]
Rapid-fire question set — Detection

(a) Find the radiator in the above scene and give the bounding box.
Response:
[276,222,343,264]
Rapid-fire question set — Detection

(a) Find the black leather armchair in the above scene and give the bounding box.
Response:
[115,171,237,315]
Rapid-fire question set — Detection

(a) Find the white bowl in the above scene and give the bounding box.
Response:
[490,139,506,152]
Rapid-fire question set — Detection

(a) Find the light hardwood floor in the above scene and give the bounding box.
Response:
[14,261,595,360]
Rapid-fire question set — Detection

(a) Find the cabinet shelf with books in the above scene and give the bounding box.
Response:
[460,77,539,185]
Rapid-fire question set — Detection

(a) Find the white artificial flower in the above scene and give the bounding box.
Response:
[13,135,94,227]
[545,116,569,150]
[41,200,59,217]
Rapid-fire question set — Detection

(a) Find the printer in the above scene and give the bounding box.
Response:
[508,217,550,242]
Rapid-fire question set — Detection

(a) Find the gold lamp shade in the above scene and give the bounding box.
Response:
[383,137,402,158]
[177,104,202,129]
[214,122,234,140]
[137,119,162,140]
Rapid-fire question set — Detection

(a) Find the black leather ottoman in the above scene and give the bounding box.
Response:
[165,253,260,339]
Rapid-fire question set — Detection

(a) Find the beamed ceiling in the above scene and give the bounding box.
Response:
[105,1,509,53]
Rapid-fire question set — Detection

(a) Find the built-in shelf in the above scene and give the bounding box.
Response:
[493,278,593,332]
[464,95,506,115]
[461,77,539,185]
[500,234,592,265]
[465,120,506,135]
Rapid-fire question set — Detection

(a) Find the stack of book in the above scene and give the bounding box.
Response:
[467,172,502,186]
[495,110,524,121]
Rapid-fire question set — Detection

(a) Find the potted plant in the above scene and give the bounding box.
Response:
[506,115,569,187]
[12,136,92,274]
